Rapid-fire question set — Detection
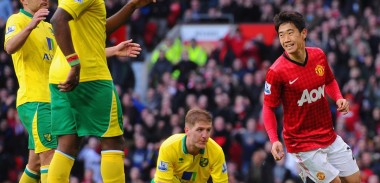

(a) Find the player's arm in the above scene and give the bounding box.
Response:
[105,39,141,58]
[263,69,284,161]
[210,148,228,183]
[51,8,80,92]
[5,9,49,54]
[153,147,175,183]
[326,78,349,114]
[106,0,156,36]
[263,104,284,161]
[324,54,349,114]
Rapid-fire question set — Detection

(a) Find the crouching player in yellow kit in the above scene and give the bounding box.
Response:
[153,108,228,183]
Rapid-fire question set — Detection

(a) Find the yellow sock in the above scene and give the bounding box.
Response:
[19,166,39,183]
[40,165,49,183]
[101,150,125,183]
[47,150,75,183]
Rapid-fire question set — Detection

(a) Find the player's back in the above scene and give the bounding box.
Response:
[49,0,111,84]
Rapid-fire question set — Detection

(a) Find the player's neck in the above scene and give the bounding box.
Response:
[186,141,201,155]
[287,49,306,64]
[22,7,35,15]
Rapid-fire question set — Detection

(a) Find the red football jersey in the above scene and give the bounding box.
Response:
[264,47,337,153]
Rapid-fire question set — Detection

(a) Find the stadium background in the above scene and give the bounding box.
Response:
[1,0,380,182]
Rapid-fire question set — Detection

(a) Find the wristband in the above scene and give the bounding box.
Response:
[66,53,80,67]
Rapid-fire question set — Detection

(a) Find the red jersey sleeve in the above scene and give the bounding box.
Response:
[322,51,343,101]
[264,69,282,107]
[263,104,279,143]
[323,52,335,84]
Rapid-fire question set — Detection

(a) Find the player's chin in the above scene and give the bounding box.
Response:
[197,142,207,148]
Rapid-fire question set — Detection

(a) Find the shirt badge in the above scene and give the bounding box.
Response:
[315,65,325,76]
[222,162,227,173]
[264,81,271,95]
[158,161,168,172]
[5,26,15,35]
[199,157,209,167]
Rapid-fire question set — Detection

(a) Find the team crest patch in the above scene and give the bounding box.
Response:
[44,133,52,142]
[264,81,271,95]
[158,161,168,172]
[5,26,15,35]
[316,171,325,180]
[74,0,83,3]
[315,65,325,76]
[199,157,208,167]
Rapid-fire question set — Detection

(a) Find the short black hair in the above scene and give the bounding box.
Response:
[273,11,306,33]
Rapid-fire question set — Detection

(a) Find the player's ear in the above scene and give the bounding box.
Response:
[184,126,189,133]
[301,28,307,40]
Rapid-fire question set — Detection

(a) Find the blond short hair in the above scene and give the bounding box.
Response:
[185,108,212,127]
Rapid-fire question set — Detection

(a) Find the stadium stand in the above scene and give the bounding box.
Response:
[1,0,380,182]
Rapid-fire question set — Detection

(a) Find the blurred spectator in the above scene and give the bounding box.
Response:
[77,137,102,183]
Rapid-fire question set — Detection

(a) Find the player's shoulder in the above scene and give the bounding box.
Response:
[6,12,22,22]
[207,138,224,153]
[306,47,325,55]
[160,133,185,149]
[268,54,286,72]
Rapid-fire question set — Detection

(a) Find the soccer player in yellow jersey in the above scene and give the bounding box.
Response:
[153,108,228,183]
[47,0,154,183]
[5,1,142,183]
[4,1,56,183]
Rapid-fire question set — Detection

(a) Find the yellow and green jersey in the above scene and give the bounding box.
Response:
[5,9,55,107]
[154,134,228,183]
[49,0,111,84]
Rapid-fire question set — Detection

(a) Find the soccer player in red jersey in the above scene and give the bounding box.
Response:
[263,11,360,183]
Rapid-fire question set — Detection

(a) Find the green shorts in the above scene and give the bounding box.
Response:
[17,102,57,153]
[49,80,123,137]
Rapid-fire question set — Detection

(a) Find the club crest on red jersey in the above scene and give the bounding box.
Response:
[315,65,324,76]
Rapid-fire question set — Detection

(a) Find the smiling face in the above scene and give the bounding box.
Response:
[278,22,307,56]
[185,120,212,150]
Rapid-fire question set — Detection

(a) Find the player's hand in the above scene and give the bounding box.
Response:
[129,0,156,9]
[28,8,49,29]
[114,39,141,57]
[271,141,285,161]
[58,64,81,92]
[336,98,349,114]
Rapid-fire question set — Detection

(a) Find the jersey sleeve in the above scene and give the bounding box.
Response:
[154,146,175,182]
[322,51,335,84]
[4,15,22,48]
[210,147,228,183]
[59,0,94,19]
[263,69,282,107]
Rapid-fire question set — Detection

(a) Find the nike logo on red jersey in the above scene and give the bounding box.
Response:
[289,78,299,85]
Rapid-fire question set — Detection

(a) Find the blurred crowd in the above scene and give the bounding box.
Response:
[1,0,380,183]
